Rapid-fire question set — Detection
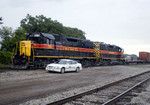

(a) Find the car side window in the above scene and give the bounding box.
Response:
[72,61,77,64]
[74,61,77,64]
[68,61,72,65]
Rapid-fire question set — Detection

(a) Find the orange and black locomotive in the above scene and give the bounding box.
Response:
[11,33,125,69]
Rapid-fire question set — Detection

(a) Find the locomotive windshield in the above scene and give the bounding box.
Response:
[27,34,41,43]
[27,33,54,44]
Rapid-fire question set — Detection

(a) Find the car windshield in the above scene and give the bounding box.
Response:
[57,60,67,64]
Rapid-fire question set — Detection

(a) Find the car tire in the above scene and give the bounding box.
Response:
[61,68,65,74]
[76,67,80,73]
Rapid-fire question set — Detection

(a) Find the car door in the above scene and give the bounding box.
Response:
[67,61,72,71]
[71,61,77,71]
[64,62,70,71]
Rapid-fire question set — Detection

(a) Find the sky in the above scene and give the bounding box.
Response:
[0,0,150,55]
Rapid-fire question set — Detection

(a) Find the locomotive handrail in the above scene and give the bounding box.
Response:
[15,42,18,55]
[11,47,15,62]
[99,44,103,63]
[32,43,35,62]
[11,42,18,63]
[100,53,103,62]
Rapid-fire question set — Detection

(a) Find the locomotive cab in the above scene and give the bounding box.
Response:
[27,33,55,44]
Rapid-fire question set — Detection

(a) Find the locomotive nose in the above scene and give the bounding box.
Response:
[20,41,31,56]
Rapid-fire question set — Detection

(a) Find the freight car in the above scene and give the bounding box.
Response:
[125,52,150,64]
[11,33,125,69]
[139,51,150,63]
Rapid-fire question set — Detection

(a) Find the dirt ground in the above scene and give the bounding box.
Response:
[0,65,150,105]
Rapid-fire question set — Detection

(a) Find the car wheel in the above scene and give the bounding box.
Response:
[61,68,65,74]
[76,67,80,73]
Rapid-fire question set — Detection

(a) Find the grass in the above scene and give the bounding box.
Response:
[0,63,11,68]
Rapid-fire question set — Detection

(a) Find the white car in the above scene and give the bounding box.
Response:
[46,59,82,73]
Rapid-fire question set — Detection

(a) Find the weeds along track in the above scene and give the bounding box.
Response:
[46,71,150,105]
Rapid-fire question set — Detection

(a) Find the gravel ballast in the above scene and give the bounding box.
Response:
[130,80,150,105]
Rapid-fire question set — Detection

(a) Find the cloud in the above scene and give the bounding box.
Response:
[0,0,150,55]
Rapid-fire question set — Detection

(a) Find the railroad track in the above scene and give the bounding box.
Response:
[45,71,150,105]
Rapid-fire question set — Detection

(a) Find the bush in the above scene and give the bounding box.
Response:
[0,51,12,64]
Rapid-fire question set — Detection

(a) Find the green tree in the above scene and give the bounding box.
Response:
[0,27,26,51]
[13,28,26,42]
[0,51,12,64]
[0,27,25,65]
[0,27,13,51]
[21,14,86,39]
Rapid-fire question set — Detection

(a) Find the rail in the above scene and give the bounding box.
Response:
[45,71,150,105]
[102,76,150,105]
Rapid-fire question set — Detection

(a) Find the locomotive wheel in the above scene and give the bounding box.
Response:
[61,68,65,74]
[102,60,108,66]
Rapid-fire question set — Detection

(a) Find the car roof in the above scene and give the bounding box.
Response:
[60,59,76,62]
